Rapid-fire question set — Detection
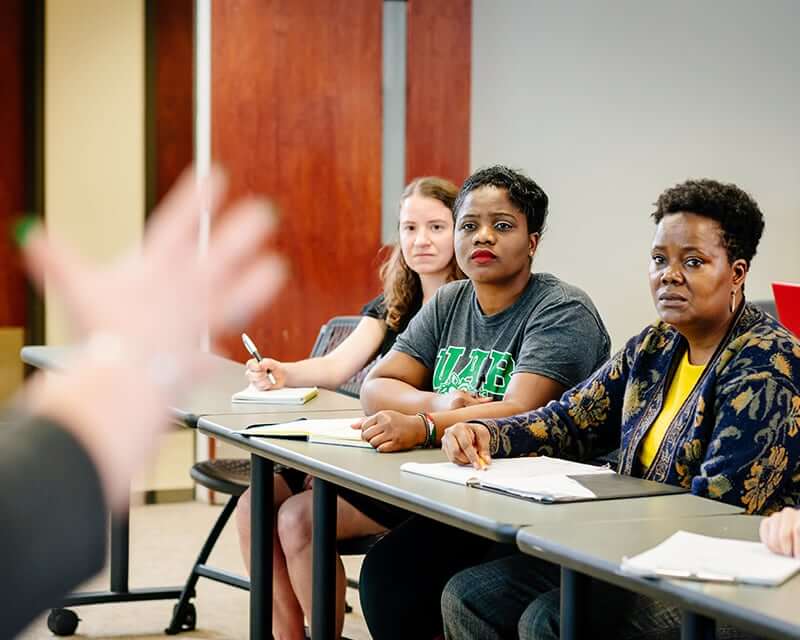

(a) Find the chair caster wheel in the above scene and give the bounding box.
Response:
[47,609,80,636]
[165,602,196,634]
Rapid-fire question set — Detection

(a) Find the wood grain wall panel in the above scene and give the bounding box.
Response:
[0,0,27,327]
[154,0,193,202]
[212,0,383,362]
[406,0,471,186]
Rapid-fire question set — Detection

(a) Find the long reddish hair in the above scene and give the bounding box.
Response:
[380,177,464,331]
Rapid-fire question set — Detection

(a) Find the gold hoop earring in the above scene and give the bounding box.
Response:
[730,290,736,314]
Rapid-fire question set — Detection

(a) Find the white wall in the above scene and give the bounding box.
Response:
[472,0,800,349]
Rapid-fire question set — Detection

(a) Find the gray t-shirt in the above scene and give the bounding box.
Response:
[392,273,610,400]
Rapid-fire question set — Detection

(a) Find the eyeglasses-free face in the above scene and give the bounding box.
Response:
[454,186,537,286]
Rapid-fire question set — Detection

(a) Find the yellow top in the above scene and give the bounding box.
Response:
[639,351,706,470]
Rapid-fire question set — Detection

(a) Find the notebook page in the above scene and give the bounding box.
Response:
[243,418,360,439]
[231,384,318,404]
[400,456,613,487]
[621,530,800,585]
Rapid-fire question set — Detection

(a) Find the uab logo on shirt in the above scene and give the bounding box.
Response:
[432,346,515,398]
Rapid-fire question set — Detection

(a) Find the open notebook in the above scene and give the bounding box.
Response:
[621,531,800,586]
[401,457,686,503]
[231,385,318,405]
[240,418,371,449]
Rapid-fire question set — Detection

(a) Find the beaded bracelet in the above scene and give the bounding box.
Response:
[416,412,436,448]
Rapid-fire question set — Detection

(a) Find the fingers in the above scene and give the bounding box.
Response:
[760,509,800,557]
[779,510,797,557]
[210,255,287,334]
[474,424,492,464]
[206,198,277,292]
[21,227,92,329]
[452,426,483,470]
[443,424,481,468]
[146,166,227,260]
[245,369,270,390]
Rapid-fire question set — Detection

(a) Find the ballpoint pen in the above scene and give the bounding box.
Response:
[241,332,277,385]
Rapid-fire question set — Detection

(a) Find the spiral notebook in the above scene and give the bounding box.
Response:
[240,417,371,448]
[231,385,318,405]
[400,457,686,503]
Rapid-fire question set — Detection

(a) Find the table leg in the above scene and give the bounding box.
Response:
[110,507,130,592]
[311,478,337,639]
[250,455,274,640]
[560,567,590,640]
[681,611,716,640]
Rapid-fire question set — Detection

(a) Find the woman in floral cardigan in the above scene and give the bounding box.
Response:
[440,178,800,640]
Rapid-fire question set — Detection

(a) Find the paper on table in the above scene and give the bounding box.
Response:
[241,418,371,448]
[231,384,318,404]
[621,530,800,586]
[401,457,613,501]
[481,474,598,500]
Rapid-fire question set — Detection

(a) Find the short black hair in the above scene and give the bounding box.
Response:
[652,179,765,266]
[453,165,549,234]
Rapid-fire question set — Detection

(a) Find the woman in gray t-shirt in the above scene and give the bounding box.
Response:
[356,165,611,640]
[357,165,610,454]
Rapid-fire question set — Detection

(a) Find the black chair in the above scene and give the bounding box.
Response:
[165,316,380,634]
[751,298,777,319]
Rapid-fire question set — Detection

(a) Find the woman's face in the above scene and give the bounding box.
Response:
[649,212,746,333]
[454,186,537,284]
[399,194,455,276]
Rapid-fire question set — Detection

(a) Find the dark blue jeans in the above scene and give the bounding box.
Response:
[442,553,756,640]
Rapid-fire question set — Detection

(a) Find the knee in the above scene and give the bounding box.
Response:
[440,570,476,625]
[518,590,560,640]
[277,495,313,557]
[235,488,251,534]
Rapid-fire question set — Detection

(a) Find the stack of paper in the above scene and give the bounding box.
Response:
[621,531,800,585]
[400,457,613,502]
[232,385,318,405]
[241,418,371,449]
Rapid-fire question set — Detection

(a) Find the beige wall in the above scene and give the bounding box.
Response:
[472,0,800,350]
[44,0,145,344]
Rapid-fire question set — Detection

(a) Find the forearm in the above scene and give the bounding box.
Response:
[282,355,356,390]
[360,377,441,414]
[430,399,531,444]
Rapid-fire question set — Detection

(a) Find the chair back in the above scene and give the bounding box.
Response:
[751,299,777,319]
[309,316,379,398]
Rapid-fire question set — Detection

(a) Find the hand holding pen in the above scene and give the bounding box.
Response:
[442,422,492,470]
[242,333,284,390]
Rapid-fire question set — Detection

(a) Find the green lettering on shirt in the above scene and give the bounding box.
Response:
[482,350,516,395]
[456,349,490,390]
[432,346,515,398]
[432,346,466,389]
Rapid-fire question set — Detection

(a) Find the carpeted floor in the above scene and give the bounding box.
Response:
[18,502,370,639]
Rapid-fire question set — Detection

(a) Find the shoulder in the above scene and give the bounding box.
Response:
[360,293,386,319]
[717,304,800,388]
[528,273,601,314]
[525,274,609,335]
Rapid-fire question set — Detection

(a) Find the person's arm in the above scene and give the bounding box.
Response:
[359,370,566,452]
[0,413,106,638]
[690,373,800,514]
[442,345,631,467]
[359,349,438,414]
[247,316,386,390]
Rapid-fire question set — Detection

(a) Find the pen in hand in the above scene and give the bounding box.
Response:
[241,332,277,385]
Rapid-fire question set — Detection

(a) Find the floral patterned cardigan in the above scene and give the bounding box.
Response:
[478,303,800,515]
